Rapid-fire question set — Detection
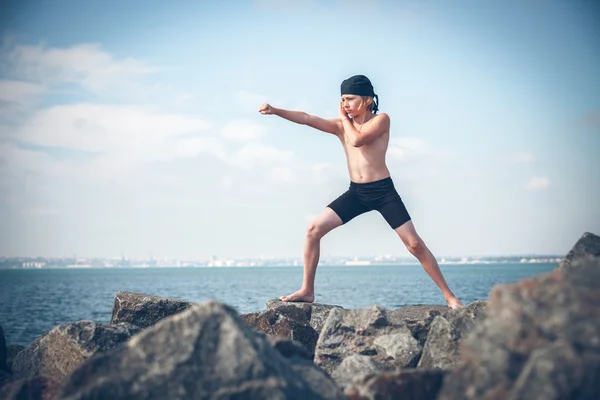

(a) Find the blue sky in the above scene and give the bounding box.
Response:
[0,0,598,259]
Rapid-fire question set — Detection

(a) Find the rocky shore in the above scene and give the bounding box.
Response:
[1,231,599,399]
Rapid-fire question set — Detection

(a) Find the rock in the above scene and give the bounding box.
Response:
[389,305,450,346]
[262,333,313,362]
[240,309,319,356]
[331,355,396,385]
[556,231,600,271]
[373,332,422,367]
[0,324,6,371]
[266,299,344,334]
[438,258,600,400]
[417,300,488,369]
[344,368,446,400]
[5,345,25,373]
[55,301,345,400]
[109,291,195,329]
[0,369,12,386]
[0,376,61,400]
[12,321,139,383]
[314,305,422,376]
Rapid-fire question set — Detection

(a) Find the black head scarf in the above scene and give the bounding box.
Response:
[340,75,379,113]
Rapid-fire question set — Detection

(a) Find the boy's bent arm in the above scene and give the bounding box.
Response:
[342,113,390,147]
[274,108,341,136]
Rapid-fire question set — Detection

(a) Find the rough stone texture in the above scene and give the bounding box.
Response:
[56,301,345,400]
[344,369,446,400]
[12,321,140,383]
[373,332,422,367]
[240,309,319,356]
[331,354,396,385]
[388,305,450,346]
[0,369,12,386]
[266,299,344,334]
[109,291,194,329]
[438,258,600,400]
[6,344,25,373]
[0,376,61,400]
[262,335,347,400]
[556,231,600,271]
[0,324,6,371]
[417,300,488,369]
[314,305,422,375]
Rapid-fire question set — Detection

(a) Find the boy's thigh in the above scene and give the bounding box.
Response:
[327,190,370,225]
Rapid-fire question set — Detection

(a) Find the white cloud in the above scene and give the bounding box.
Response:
[235,143,294,167]
[220,120,267,142]
[6,43,157,92]
[510,152,536,164]
[387,137,427,162]
[526,176,549,190]
[0,80,44,105]
[17,103,211,152]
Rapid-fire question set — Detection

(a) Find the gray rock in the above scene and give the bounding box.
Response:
[0,376,61,400]
[331,355,396,385]
[110,291,194,329]
[556,231,600,271]
[266,299,344,334]
[0,369,12,386]
[12,321,139,383]
[56,301,345,400]
[314,305,422,375]
[6,344,25,373]
[417,300,488,369]
[343,368,446,400]
[438,258,600,400]
[373,331,422,368]
[240,309,319,356]
[389,305,451,346]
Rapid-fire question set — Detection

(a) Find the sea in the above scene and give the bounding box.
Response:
[0,263,557,346]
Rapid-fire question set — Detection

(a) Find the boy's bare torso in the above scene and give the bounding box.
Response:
[337,116,391,183]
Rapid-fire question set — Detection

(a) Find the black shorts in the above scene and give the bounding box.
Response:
[327,177,411,229]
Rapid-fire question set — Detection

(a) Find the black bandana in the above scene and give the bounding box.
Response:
[340,75,379,113]
[341,75,375,96]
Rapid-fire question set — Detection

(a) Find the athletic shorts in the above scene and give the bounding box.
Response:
[327,177,411,229]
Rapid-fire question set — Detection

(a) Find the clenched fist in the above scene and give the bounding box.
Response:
[258,103,275,115]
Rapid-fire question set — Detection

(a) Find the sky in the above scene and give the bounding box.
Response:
[0,0,598,260]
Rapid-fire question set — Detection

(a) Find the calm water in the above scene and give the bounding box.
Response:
[0,263,556,346]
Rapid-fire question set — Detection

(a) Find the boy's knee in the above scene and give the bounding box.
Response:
[405,236,424,255]
[306,222,325,240]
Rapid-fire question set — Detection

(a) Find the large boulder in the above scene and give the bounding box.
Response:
[0,376,61,400]
[5,345,25,373]
[388,305,450,346]
[266,299,344,334]
[314,306,422,377]
[417,300,487,369]
[344,369,446,400]
[556,231,600,271]
[55,301,345,400]
[240,309,319,356]
[12,321,139,383]
[438,257,600,400]
[110,291,194,329]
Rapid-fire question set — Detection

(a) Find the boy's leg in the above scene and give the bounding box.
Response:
[394,220,464,309]
[281,188,369,303]
[280,207,343,302]
[375,190,464,309]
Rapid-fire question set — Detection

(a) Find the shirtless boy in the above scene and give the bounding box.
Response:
[258,75,464,309]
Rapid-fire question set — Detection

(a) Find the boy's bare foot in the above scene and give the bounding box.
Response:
[280,289,315,303]
[446,296,464,309]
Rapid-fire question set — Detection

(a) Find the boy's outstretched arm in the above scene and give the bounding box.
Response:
[259,103,341,136]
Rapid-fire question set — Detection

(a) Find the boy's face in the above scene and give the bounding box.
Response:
[341,95,370,117]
